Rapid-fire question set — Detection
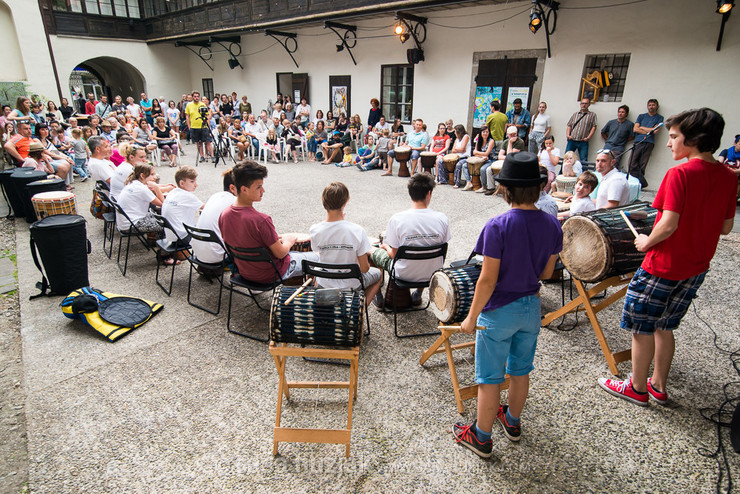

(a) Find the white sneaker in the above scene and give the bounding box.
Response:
[462,182,473,191]
[475,187,487,193]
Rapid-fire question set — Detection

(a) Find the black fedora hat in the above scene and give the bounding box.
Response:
[494,152,547,187]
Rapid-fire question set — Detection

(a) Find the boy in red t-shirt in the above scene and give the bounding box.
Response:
[599,108,737,406]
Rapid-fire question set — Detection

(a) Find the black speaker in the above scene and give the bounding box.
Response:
[407,48,425,64]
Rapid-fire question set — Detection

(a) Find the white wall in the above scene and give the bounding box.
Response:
[0,0,26,82]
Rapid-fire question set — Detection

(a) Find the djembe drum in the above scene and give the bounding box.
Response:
[466,157,485,190]
[429,264,481,323]
[31,191,77,221]
[9,169,47,223]
[394,146,412,177]
[420,151,437,174]
[560,202,657,283]
[270,286,365,346]
[283,233,311,252]
[555,175,577,195]
[442,153,459,184]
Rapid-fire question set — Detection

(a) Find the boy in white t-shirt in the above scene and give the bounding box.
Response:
[309,182,382,306]
[191,168,237,267]
[558,171,598,220]
[162,166,204,246]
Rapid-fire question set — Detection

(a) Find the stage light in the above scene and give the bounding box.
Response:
[394,23,405,35]
[717,0,734,13]
[529,10,542,33]
[399,33,410,43]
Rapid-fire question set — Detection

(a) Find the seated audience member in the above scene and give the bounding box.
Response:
[325,110,336,131]
[594,149,630,209]
[152,116,179,167]
[36,123,72,180]
[321,131,350,164]
[483,126,525,195]
[3,121,34,166]
[450,125,473,189]
[430,122,451,162]
[86,136,116,185]
[162,166,204,246]
[133,119,157,154]
[22,141,59,179]
[391,117,405,139]
[100,120,117,144]
[308,120,327,162]
[116,163,165,239]
[473,127,497,193]
[550,150,584,194]
[539,135,561,193]
[718,134,740,166]
[371,173,451,308]
[282,120,303,163]
[111,142,146,200]
[373,115,392,139]
[69,128,89,182]
[559,171,598,220]
[263,128,281,162]
[258,111,273,134]
[534,166,558,217]
[385,118,429,176]
[355,134,378,171]
[241,113,262,158]
[338,145,353,168]
[309,182,383,307]
[191,168,237,268]
[218,161,318,283]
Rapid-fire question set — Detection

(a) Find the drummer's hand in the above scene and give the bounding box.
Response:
[563,195,573,203]
[634,234,650,252]
[281,234,297,246]
[460,315,476,335]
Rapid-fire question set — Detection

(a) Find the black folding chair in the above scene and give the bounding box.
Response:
[110,201,153,276]
[301,260,371,336]
[96,186,116,259]
[224,243,285,342]
[152,213,192,296]
[386,243,448,338]
[182,223,228,315]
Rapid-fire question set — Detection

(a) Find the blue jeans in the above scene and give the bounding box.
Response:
[565,139,589,162]
[307,137,317,153]
[73,158,88,178]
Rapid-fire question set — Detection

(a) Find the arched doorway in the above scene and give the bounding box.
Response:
[68,57,146,106]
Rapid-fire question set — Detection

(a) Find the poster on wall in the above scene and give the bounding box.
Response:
[505,87,530,113]
[329,75,351,118]
[473,86,502,128]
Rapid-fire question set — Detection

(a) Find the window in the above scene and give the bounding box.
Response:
[202,78,214,101]
[579,53,630,103]
[381,64,414,124]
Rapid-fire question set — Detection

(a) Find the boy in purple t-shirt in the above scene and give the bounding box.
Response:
[453,152,562,459]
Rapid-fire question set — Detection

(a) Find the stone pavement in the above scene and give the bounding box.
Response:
[9,145,740,492]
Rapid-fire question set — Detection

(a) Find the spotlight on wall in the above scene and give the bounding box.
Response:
[394,23,405,36]
[527,1,559,57]
[529,10,542,33]
[399,33,410,43]
[717,0,734,13]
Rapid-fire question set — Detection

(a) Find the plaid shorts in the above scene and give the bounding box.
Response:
[620,267,706,335]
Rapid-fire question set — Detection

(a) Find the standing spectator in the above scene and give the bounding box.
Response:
[59,98,74,121]
[538,135,561,193]
[601,105,634,170]
[238,95,252,116]
[75,93,86,114]
[186,91,212,163]
[46,101,63,123]
[166,100,180,134]
[486,100,508,149]
[95,95,112,119]
[367,98,381,134]
[506,98,531,141]
[151,99,164,121]
[528,102,551,153]
[111,95,126,115]
[565,98,598,161]
[69,128,89,182]
[84,93,98,115]
[126,97,141,119]
[628,99,664,188]
[139,92,153,125]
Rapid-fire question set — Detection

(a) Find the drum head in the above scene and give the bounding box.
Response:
[560,216,609,282]
[98,297,153,327]
[429,271,455,323]
[32,191,75,201]
[467,157,484,165]
[443,153,459,163]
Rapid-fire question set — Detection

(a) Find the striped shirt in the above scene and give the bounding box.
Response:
[566,110,597,141]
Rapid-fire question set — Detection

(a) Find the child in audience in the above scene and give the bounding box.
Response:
[70,128,90,182]
[338,145,353,167]
[376,129,393,173]
[559,171,598,219]
[309,182,383,306]
[263,127,280,163]
[116,163,165,241]
[453,152,562,459]
[162,166,204,249]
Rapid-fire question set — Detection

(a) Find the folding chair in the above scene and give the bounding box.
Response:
[110,201,153,276]
[224,243,285,342]
[385,243,448,338]
[95,185,116,259]
[182,224,228,315]
[151,213,192,296]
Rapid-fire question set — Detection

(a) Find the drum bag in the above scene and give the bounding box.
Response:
[61,286,163,342]
[29,214,91,298]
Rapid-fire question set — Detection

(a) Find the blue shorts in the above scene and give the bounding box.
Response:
[621,267,706,335]
[475,294,541,385]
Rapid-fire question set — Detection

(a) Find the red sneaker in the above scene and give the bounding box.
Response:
[647,378,668,405]
[598,376,648,406]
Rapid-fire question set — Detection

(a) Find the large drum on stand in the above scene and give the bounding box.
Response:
[466,156,485,190]
[560,202,657,283]
[442,154,459,184]
[429,264,481,323]
[420,151,437,174]
[394,146,412,177]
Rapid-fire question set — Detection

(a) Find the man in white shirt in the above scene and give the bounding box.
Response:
[595,150,630,209]
[242,113,262,157]
[257,110,274,134]
[296,98,311,128]
[373,116,391,137]
[371,173,451,307]
[126,96,141,119]
[309,182,382,306]
[191,169,237,266]
[86,136,115,185]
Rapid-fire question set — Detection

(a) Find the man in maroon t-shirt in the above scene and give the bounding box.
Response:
[599,108,737,407]
[218,161,318,283]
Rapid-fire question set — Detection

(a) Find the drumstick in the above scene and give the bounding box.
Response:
[438,325,486,331]
[619,210,640,239]
[284,278,313,305]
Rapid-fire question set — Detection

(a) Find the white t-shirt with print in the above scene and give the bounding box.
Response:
[116,180,155,230]
[162,187,203,243]
[384,208,451,282]
[309,220,372,290]
[87,157,115,184]
[191,191,236,264]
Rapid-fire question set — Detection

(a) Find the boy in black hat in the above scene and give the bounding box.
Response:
[453,151,563,459]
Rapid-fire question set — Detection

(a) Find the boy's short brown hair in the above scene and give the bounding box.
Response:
[343,146,351,153]
[577,171,599,193]
[665,107,724,153]
[322,182,349,211]
[70,128,82,138]
[175,165,198,186]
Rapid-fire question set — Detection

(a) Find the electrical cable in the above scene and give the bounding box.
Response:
[693,300,740,493]
[560,0,647,9]
[427,6,530,29]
